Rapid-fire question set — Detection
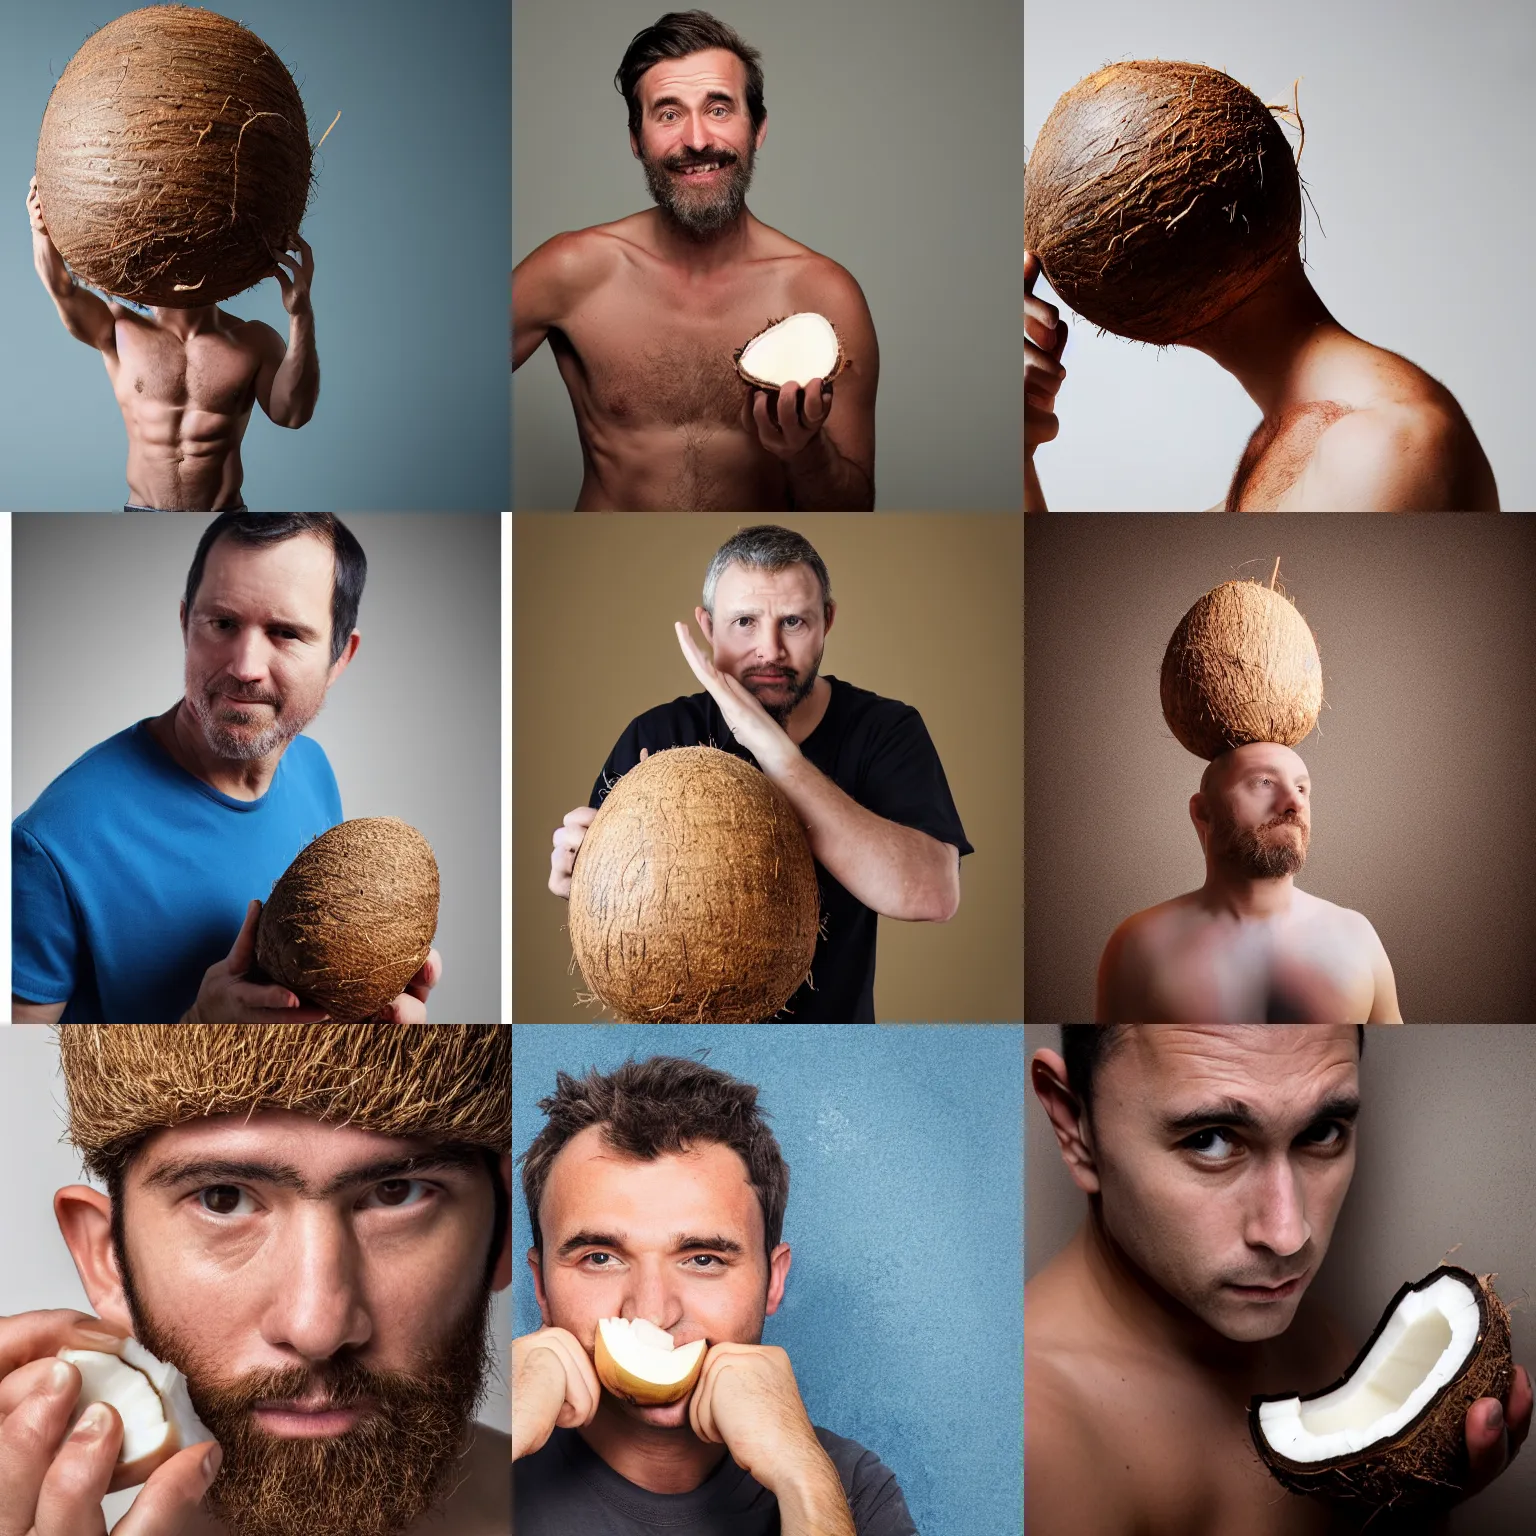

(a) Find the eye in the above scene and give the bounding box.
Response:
[1180,1128,1238,1162]
[580,1252,620,1270]
[197,1184,254,1216]
[364,1178,432,1209]
[683,1254,726,1270]
[783,617,802,629]
[1298,1121,1348,1151]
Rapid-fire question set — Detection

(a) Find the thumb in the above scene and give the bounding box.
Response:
[227,899,262,973]
[639,747,650,762]
[117,1441,221,1535]
[1024,250,1041,295]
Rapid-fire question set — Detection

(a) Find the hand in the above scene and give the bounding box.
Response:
[182,900,330,1024]
[25,176,47,239]
[369,949,441,1023]
[1025,251,1068,456]
[511,1327,601,1462]
[269,234,314,316]
[746,377,834,461]
[1462,1362,1532,1498]
[674,622,799,777]
[0,1308,220,1528]
[549,805,597,899]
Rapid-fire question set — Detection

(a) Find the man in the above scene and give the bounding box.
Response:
[12,511,440,1023]
[512,11,877,510]
[1027,1024,1532,1534]
[512,1054,918,1534]
[1097,743,1401,1023]
[547,524,970,1022]
[28,175,318,512]
[0,1023,510,1536]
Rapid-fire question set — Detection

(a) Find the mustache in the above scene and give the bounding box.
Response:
[663,147,741,172]
[210,685,279,708]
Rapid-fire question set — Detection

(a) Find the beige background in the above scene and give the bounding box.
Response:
[1025,514,1536,1022]
[1025,1024,1536,1532]
[512,513,1023,1022]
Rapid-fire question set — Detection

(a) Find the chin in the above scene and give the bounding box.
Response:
[1203,1291,1305,1343]
[621,1394,694,1431]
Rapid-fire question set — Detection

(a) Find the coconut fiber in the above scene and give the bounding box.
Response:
[256,818,440,1023]
[568,746,819,1023]
[1024,61,1301,345]
[58,1023,510,1184]
[35,5,311,307]
[1160,579,1322,760]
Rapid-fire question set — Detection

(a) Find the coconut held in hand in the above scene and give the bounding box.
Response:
[257,817,439,1022]
[35,5,311,306]
[1025,61,1300,344]
[734,313,846,389]
[568,746,819,1023]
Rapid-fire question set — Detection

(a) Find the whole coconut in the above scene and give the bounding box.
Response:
[35,5,311,307]
[256,818,439,1022]
[1025,61,1300,344]
[1161,579,1322,759]
[568,746,819,1023]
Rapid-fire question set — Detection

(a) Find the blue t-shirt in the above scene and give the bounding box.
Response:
[13,721,342,1022]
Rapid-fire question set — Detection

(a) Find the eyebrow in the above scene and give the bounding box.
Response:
[1162,1094,1360,1136]
[141,1148,483,1198]
[554,1229,746,1258]
[649,90,737,113]
[195,603,323,643]
[724,606,816,622]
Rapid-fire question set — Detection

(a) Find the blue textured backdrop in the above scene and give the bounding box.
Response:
[512,1025,1024,1536]
[1,0,509,510]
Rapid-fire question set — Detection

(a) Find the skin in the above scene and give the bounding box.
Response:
[513,48,878,510]
[1024,248,1497,512]
[29,177,319,512]
[0,1113,512,1535]
[10,532,440,1025]
[547,559,961,923]
[1096,744,1401,1024]
[1026,1026,1531,1536]
[513,1125,855,1535]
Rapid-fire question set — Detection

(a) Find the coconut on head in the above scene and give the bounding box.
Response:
[1025,61,1301,345]
[568,745,819,1023]
[35,5,312,307]
[734,313,847,390]
[1251,1266,1514,1508]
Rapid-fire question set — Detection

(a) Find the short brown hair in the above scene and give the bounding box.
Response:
[615,11,766,138]
[518,1056,789,1260]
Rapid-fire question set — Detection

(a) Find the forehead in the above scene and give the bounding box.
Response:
[638,47,748,106]
[1225,745,1309,782]
[194,533,334,615]
[714,560,820,610]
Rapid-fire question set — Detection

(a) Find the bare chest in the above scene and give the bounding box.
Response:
[1227,402,1355,511]
[113,325,259,417]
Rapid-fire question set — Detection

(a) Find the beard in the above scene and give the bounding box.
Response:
[738,648,821,726]
[641,140,755,237]
[1213,811,1310,878]
[184,678,315,762]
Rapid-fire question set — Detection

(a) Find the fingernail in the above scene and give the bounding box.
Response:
[70,1402,110,1440]
[203,1444,223,1481]
[77,1325,122,1345]
[46,1359,75,1395]
[1488,1400,1504,1431]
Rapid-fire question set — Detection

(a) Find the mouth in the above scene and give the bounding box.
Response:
[251,1397,373,1437]
[1225,1272,1308,1302]
[673,159,729,179]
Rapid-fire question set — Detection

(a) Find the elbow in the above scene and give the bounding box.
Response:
[913,869,961,924]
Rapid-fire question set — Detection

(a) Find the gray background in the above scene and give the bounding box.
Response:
[1025,0,1536,510]
[1025,1024,1536,1533]
[513,0,1022,510]
[1,0,510,511]
[12,513,502,1023]
[0,1028,511,1526]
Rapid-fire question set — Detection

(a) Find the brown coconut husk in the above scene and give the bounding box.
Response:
[567,746,819,1023]
[58,1024,510,1184]
[1160,577,1322,759]
[733,313,849,389]
[256,818,440,1023]
[1024,61,1301,345]
[35,6,312,307]
[1250,1267,1514,1507]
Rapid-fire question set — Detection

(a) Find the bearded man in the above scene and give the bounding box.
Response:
[1096,743,1401,1023]
[0,1023,509,1536]
[513,10,878,510]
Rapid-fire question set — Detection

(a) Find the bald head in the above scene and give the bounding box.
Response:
[1199,742,1310,797]
[1193,742,1311,876]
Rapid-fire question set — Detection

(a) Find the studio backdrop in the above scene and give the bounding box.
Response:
[513,1022,1025,1536]
[513,0,1022,509]
[1024,514,1536,1022]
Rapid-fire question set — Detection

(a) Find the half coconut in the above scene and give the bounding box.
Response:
[734,312,847,390]
[592,1317,706,1407]
[1250,1265,1513,1507]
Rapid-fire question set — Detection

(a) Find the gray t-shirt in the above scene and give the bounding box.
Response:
[514,1425,920,1535]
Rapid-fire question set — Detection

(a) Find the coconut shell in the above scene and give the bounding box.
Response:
[568,746,819,1023]
[733,312,848,389]
[1160,579,1322,759]
[1250,1267,1514,1507]
[35,6,311,306]
[1025,61,1300,345]
[256,818,439,1022]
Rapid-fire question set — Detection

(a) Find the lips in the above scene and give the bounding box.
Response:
[1227,1273,1308,1300]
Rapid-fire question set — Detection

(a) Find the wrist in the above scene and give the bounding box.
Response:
[773,1444,854,1532]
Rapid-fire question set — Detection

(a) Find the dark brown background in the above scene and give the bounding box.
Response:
[1025,515,1536,1023]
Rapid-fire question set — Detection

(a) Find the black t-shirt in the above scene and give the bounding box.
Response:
[589,677,973,1022]
[514,1425,920,1535]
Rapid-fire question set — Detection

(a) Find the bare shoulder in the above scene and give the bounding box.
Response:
[229,314,286,355]
[514,223,630,314]
[1296,889,1383,946]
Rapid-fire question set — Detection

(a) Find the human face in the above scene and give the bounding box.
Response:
[531,1125,788,1430]
[1203,743,1311,877]
[115,1112,501,1536]
[182,533,346,762]
[1089,1026,1359,1342]
[632,48,763,235]
[697,561,831,725]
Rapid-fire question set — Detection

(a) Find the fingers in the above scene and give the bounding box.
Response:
[638,747,650,762]
[1024,250,1040,295]
[1506,1364,1533,1460]
[114,1440,221,1536]
[564,806,597,830]
[0,1311,122,1381]
[227,899,261,972]
[0,1360,85,1534]
[688,1348,721,1445]
[1465,1395,1511,1492]
[375,992,427,1024]
[224,983,329,1023]
[32,1398,124,1529]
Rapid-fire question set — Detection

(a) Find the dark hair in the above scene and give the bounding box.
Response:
[182,512,367,666]
[518,1056,789,1261]
[615,11,766,138]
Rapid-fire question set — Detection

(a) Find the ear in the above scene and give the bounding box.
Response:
[821,599,836,639]
[491,1155,513,1292]
[695,606,714,647]
[326,629,360,688]
[179,599,188,644]
[1031,1050,1101,1195]
[754,111,769,151]
[1189,791,1211,849]
[53,1185,133,1334]
[628,130,641,161]
[763,1242,792,1318]
[528,1248,552,1326]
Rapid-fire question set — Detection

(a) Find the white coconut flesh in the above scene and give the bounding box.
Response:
[737,312,841,388]
[58,1339,212,1468]
[595,1317,706,1393]
[1257,1273,1481,1462]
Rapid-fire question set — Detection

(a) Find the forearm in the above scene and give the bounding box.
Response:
[785,432,874,510]
[270,308,319,425]
[1026,455,1047,513]
[33,235,75,301]
[775,1453,858,1536]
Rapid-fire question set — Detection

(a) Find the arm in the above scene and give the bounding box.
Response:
[1025,252,1067,514]
[1363,917,1403,1024]
[10,997,66,1024]
[1094,919,1143,1024]
[254,236,318,428]
[512,231,601,372]
[28,175,117,354]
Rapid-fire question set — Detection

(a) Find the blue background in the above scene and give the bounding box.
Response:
[512,1024,1024,1536]
[1,0,509,510]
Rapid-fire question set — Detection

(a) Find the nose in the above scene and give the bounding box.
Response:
[259,1207,372,1364]
[682,112,712,150]
[224,624,272,684]
[620,1259,684,1333]
[1245,1158,1311,1259]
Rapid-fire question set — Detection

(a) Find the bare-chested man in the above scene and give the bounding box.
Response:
[1027,1024,1532,1535]
[1024,248,1497,513]
[28,174,318,512]
[512,11,877,510]
[1097,743,1402,1024]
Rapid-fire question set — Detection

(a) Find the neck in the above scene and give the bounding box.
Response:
[649,204,756,273]
[152,700,286,801]
[782,674,831,745]
[1198,859,1297,919]
[579,1401,729,1494]
[149,304,219,338]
